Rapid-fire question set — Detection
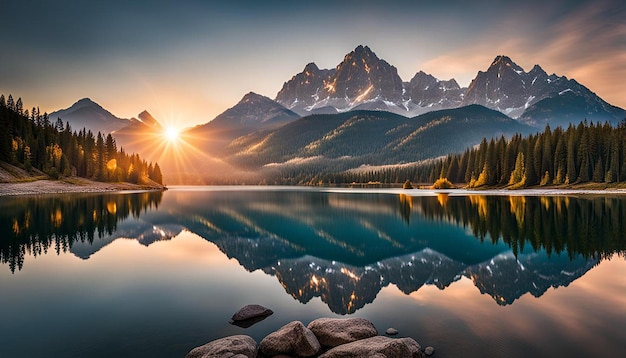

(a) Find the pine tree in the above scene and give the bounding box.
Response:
[152,163,164,185]
[95,132,105,181]
[509,152,526,186]
[553,136,566,184]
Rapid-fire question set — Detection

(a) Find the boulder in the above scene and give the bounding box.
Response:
[399,337,425,358]
[259,321,321,357]
[319,336,424,358]
[185,335,257,358]
[424,346,435,356]
[307,317,378,347]
[231,304,273,322]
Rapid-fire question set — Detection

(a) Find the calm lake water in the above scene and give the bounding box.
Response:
[1,186,625,358]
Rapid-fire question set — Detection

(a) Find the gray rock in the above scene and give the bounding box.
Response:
[399,338,425,358]
[185,335,257,358]
[424,346,435,356]
[259,321,320,357]
[386,327,399,335]
[231,304,273,322]
[319,336,421,358]
[307,317,378,347]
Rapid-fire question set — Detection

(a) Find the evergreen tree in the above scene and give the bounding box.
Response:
[152,163,163,184]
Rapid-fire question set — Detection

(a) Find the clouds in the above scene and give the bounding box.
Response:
[0,0,623,127]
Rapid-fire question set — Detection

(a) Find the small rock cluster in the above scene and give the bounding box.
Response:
[185,305,435,358]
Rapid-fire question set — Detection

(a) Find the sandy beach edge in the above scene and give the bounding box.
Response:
[0,177,166,197]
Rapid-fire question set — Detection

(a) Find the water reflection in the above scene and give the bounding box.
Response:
[1,189,625,314]
[0,191,163,272]
[410,194,626,260]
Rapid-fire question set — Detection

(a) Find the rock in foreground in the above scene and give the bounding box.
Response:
[185,335,257,358]
[186,317,431,358]
[259,321,321,357]
[307,317,378,347]
[319,336,424,358]
[231,304,274,322]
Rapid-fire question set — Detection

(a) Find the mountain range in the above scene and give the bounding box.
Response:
[47,45,625,183]
[274,45,624,125]
[49,98,164,136]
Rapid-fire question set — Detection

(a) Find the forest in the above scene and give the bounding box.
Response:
[0,94,163,185]
[323,119,626,187]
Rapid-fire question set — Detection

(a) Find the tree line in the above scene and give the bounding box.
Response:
[319,119,626,187]
[0,94,163,184]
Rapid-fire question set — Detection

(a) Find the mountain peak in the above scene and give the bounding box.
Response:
[242,92,271,104]
[328,45,403,103]
[529,64,547,76]
[354,44,373,54]
[491,55,514,66]
[489,55,524,73]
[491,55,513,66]
[137,110,160,128]
[204,92,299,135]
[76,97,94,104]
[345,45,378,63]
[71,97,104,110]
[303,62,320,73]
[49,98,130,135]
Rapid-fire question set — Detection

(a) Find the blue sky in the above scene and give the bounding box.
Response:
[1,0,624,127]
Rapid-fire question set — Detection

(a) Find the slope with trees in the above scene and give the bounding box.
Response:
[0,94,163,186]
[333,119,626,188]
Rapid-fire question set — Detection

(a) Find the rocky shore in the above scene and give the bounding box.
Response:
[0,178,165,196]
[186,305,434,358]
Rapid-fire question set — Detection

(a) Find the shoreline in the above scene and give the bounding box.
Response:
[3,180,626,197]
[0,177,166,197]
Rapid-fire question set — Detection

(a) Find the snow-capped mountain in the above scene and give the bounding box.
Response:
[276,45,459,117]
[462,55,624,122]
[274,46,624,126]
[404,71,465,110]
[48,98,133,134]
[275,62,337,115]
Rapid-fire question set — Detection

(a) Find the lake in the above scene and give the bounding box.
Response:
[1,186,625,357]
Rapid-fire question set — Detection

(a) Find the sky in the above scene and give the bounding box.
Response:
[1,0,624,129]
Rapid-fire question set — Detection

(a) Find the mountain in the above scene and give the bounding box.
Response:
[135,110,161,129]
[197,92,300,136]
[518,90,626,128]
[226,105,531,173]
[404,71,465,110]
[110,110,163,152]
[463,55,625,124]
[275,62,337,114]
[276,45,453,116]
[275,46,624,128]
[48,98,132,134]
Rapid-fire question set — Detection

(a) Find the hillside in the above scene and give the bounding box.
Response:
[0,94,164,188]
[226,105,531,173]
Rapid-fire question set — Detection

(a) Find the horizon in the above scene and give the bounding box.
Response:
[1,0,624,129]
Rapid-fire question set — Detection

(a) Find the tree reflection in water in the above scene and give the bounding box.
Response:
[0,191,163,273]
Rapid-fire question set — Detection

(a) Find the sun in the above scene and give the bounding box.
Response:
[164,126,180,142]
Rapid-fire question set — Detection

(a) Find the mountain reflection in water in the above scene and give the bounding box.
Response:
[1,188,624,314]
